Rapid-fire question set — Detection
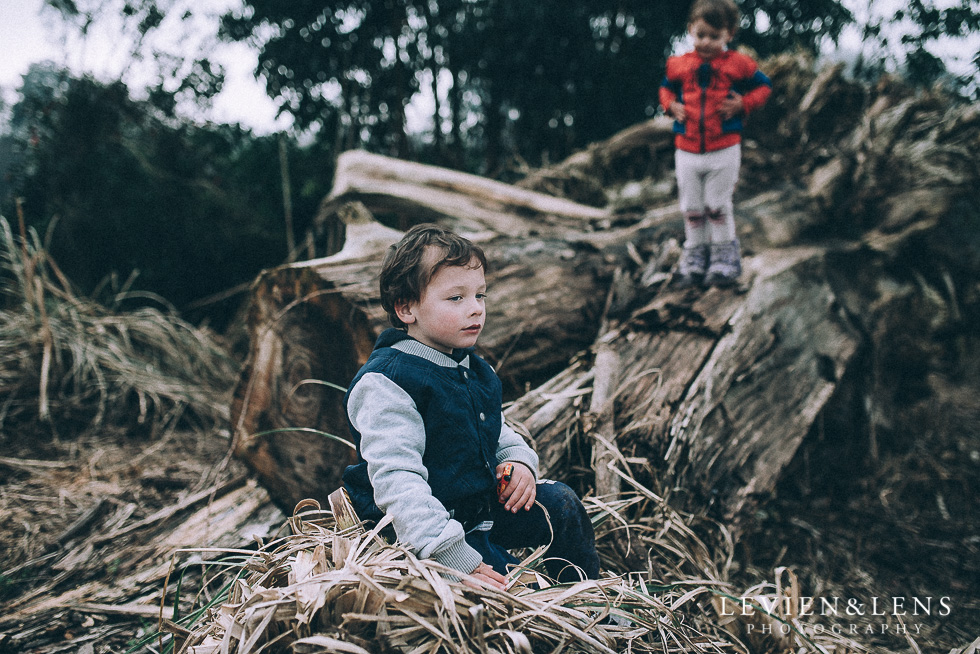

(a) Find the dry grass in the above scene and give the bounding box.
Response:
[0,213,250,607]
[157,489,866,654]
[0,214,237,434]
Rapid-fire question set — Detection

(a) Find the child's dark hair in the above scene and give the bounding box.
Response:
[379,223,488,328]
[689,0,740,34]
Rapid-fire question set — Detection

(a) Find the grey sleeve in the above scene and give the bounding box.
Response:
[496,416,539,479]
[348,373,483,574]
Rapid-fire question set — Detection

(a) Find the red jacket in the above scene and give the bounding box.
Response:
[659,50,771,154]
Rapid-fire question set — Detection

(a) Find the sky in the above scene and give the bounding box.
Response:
[0,0,289,134]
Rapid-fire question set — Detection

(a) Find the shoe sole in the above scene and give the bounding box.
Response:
[705,274,739,287]
[672,274,704,289]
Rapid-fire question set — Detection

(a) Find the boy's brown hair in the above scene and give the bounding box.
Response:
[379,223,488,329]
[689,0,740,34]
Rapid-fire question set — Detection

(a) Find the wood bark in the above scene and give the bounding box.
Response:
[515,116,676,207]
[505,248,861,532]
[237,205,867,531]
[312,150,611,246]
[232,163,868,530]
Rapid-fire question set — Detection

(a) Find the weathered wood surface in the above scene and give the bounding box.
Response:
[516,115,676,207]
[502,247,862,531]
[315,149,612,238]
[0,479,281,649]
[623,249,861,525]
[504,283,743,474]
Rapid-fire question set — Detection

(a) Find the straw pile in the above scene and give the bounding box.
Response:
[0,214,237,433]
[160,489,865,654]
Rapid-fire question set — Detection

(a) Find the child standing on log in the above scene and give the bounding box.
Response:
[342,223,600,589]
[660,0,772,287]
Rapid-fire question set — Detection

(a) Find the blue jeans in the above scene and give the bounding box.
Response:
[465,480,600,582]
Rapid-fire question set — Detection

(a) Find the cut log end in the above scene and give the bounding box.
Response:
[231,266,376,512]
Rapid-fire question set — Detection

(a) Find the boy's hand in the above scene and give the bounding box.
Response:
[464,561,507,590]
[720,92,744,119]
[669,101,687,122]
[497,462,535,513]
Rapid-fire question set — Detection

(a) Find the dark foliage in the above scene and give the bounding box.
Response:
[736,0,852,56]
[0,64,333,326]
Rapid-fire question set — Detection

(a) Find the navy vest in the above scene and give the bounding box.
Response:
[342,329,502,524]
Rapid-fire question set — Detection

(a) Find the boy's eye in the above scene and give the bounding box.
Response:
[448,295,462,302]
[476,293,487,300]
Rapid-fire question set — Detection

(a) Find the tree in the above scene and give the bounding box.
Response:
[41,0,980,172]
[2,64,332,324]
[219,0,427,158]
[878,0,980,94]
[220,0,689,172]
[41,0,226,119]
[214,0,860,172]
[736,0,853,58]
[468,1,688,174]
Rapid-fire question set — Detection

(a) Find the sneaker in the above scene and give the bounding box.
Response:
[675,244,709,288]
[705,240,742,287]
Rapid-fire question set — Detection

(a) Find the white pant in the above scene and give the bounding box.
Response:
[675,144,741,246]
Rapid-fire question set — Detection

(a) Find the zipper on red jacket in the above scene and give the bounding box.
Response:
[700,92,707,153]
[697,62,711,153]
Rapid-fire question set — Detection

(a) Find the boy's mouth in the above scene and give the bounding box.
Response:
[463,324,482,334]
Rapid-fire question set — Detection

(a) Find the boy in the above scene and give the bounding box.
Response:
[659,0,772,287]
[342,224,600,589]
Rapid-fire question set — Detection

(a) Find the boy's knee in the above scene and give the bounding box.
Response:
[535,481,588,518]
[535,481,600,581]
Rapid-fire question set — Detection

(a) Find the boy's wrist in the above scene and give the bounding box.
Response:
[432,533,483,575]
[500,452,538,480]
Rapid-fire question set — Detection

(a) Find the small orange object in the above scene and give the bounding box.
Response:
[497,462,514,497]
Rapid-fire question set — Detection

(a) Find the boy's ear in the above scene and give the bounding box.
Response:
[394,300,416,325]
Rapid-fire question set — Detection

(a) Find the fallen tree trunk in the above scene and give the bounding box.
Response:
[313,150,611,245]
[231,171,868,530]
[504,279,745,479]
[516,116,676,207]
[619,248,861,527]
[236,211,866,530]
[505,247,861,533]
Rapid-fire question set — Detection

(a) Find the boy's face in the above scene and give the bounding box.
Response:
[689,18,732,60]
[395,251,486,354]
